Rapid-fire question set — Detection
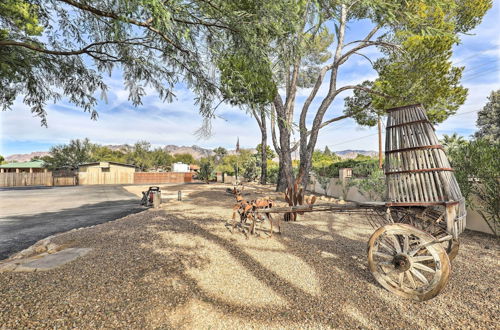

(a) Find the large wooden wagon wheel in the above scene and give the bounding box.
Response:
[367,223,451,301]
[388,207,460,262]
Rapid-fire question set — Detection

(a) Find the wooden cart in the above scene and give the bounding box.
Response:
[254,104,466,301]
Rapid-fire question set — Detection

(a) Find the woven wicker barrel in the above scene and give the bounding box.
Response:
[384,104,466,237]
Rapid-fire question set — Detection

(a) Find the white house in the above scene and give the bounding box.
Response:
[172,162,190,173]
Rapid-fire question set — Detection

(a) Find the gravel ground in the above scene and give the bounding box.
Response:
[0,183,498,329]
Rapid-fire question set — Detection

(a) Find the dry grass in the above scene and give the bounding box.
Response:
[0,183,498,329]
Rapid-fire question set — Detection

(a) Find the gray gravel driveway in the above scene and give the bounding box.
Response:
[0,185,144,259]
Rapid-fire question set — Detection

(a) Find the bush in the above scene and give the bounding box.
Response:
[448,139,499,236]
[267,161,279,184]
[198,159,214,183]
[354,168,386,200]
[315,158,380,178]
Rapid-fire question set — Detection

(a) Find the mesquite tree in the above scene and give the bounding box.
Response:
[268,0,491,191]
[0,0,285,125]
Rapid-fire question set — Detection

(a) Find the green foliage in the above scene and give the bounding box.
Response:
[198,158,214,183]
[150,148,173,170]
[315,158,379,179]
[43,138,95,170]
[42,138,175,171]
[475,89,500,142]
[2,0,290,125]
[256,143,276,160]
[214,149,256,179]
[218,51,277,106]
[173,153,195,165]
[311,149,341,176]
[316,174,331,194]
[0,155,5,164]
[440,133,468,156]
[89,146,127,164]
[125,141,153,171]
[242,156,259,181]
[448,139,499,236]
[0,0,43,37]
[354,168,386,200]
[343,0,492,126]
[266,160,280,184]
[213,147,228,164]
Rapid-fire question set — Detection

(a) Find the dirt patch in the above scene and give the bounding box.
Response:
[0,183,498,328]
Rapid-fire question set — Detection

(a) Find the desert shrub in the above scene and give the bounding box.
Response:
[198,159,214,183]
[354,168,386,200]
[448,139,499,236]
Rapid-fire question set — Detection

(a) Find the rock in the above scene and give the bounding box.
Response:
[46,243,60,254]
[34,244,48,254]
[0,262,18,272]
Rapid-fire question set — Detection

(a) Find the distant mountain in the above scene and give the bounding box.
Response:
[163,145,214,159]
[5,151,50,163]
[334,150,378,159]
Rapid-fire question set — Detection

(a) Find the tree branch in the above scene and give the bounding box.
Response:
[0,39,148,56]
[56,0,190,54]
[334,85,391,98]
[336,40,400,68]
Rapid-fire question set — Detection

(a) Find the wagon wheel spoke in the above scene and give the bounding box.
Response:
[403,235,409,253]
[379,240,396,254]
[410,268,429,285]
[412,255,435,262]
[374,251,393,259]
[398,272,405,288]
[379,261,394,268]
[412,262,436,273]
[389,235,402,253]
[405,271,416,289]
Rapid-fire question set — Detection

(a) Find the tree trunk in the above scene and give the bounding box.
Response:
[274,96,294,192]
[260,111,268,185]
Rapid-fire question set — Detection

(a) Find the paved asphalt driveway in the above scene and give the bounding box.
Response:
[0,185,145,260]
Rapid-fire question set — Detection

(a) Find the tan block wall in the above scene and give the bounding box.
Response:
[307,175,494,235]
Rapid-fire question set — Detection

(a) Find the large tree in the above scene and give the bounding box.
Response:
[0,0,283,125]
[475,89,500,142]
[42,138,95,169]
[266,0,491,190]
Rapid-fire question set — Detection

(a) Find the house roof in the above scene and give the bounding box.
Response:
[0,160,45,169]
[78,161,136,168]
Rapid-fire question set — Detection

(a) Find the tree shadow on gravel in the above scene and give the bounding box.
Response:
[142,209,433,328]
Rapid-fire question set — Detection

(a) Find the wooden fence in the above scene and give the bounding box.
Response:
[0,172,76,187]
[134,172,192,184]
[78,172,134,185]
[0,171,192,187]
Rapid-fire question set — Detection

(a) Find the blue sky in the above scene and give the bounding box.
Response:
[1,3,499,157]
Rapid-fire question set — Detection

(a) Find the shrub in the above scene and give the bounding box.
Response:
[448,139,499,236]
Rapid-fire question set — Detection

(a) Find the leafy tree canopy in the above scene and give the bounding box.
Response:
[173,153,195,165]
[344,0,492,125]
[42,138,95,170]
[1,0,287,125]
[256,143,276,160]
[475,89,500,142]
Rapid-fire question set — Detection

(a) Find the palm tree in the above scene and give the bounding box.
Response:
[441,133,467,151]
